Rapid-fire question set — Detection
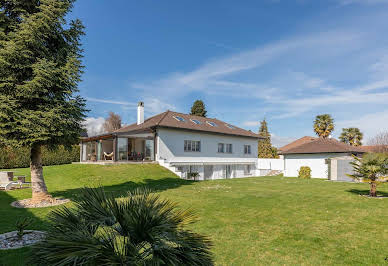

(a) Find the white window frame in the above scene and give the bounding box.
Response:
[226,144,233,153]
[244,145,251,154]
[218,143,225,153]
[184,140,201,152]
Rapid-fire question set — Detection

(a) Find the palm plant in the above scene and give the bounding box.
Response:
[313,114,334,138]
[339,128,363,146]
[31,187,213,265]
[347,153,388,197]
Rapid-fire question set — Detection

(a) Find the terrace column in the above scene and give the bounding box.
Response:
[113,136,117,162]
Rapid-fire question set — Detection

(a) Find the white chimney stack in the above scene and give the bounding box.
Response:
[137,101,144,125]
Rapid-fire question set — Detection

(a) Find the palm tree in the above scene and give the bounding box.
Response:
[31,187,214,265]
[313,114,334,138]
[339,128,363,146]
[347,153,388,197]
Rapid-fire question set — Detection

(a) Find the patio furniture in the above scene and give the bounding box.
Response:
[104,152,114,160]
[0,171,15,190]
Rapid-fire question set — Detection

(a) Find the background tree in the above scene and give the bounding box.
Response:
[339,127,363,146]
[0,0,86,203]
[258,119,276,158]
[31,187,214,265]
[190,100,207,117]
[368,131,388,153]
[103,111,122,132]
[347,153,388,197]
[313,114,334,138]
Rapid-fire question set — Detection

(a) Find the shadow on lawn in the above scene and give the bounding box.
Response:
[346,188,388,197]
[0,191,43,266]
[51,177,196,201]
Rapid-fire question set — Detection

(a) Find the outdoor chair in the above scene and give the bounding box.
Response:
[104,152,114,160]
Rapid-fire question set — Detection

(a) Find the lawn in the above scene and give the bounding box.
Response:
[1,164,388,265]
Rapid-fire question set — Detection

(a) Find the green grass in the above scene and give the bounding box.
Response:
[1,164,388,265]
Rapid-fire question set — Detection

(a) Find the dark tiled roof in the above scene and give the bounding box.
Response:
[279,136,316,153]
[360,145,388,153]
[114,111,260,138]
[280,137,365,154]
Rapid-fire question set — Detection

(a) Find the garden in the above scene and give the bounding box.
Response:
[1,164,388,265]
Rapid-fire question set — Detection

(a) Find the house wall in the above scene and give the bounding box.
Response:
[283,153,349,179]
[156,127,258,161]
[156,128,258,179]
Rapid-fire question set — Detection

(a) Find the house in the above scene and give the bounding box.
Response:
[278,136,364,180]
[80,102,261,180]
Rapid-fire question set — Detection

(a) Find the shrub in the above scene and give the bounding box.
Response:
[15,217,33,240]
[0,145,79,169]
[298,166,311,179]
[31,187,214,265]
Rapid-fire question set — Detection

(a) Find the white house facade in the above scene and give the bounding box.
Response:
[80,102,261,180]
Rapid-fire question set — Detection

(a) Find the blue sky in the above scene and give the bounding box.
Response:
[70,0,388,146]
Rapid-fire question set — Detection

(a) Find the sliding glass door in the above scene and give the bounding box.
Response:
[117,138,128,161]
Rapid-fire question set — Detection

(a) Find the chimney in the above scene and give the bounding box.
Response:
[137,101,144,125]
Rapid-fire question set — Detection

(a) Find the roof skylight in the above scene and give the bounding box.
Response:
[206,121,217,127]
[191,119,201,125]
[173,116,185,122]
[226,124,235,129]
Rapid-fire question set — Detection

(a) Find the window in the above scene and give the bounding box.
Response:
[206,121,217,127]
[174,116,185,122]
[244,165,251,175]
[184,140,201,152]
[226,144,233,153]
[226,124,235,129]
[191,119,201,125]
[244,145,251,154]
[218,143,224,153]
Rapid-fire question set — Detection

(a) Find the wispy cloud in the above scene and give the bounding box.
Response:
[338,0,388,6]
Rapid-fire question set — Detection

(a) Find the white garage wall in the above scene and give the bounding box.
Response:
[284,153,349,179]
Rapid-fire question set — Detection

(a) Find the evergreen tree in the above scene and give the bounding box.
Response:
[258,119,275,158]
[0,0,86,203]
[190,100,207,117]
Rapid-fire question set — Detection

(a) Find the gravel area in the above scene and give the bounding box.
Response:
[0,230,46,250]
[11,198,70,208]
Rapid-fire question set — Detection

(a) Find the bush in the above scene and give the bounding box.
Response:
[298,166,311,179]
[0,145,79,169]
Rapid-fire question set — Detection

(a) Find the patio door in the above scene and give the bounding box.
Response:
[204,165,213,180]
[225,165,232,179]
[145,139,154,160]
[117,138,128,161]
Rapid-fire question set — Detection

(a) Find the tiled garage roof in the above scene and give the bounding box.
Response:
[279,136,364,154]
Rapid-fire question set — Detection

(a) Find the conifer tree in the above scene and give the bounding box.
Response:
[258,119,275,158]
[190,100,207,117]
[0,0,86,203]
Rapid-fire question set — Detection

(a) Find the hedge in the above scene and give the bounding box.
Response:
[0,145,79,169]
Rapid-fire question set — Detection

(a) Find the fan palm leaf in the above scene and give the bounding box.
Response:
[31,187,213,265]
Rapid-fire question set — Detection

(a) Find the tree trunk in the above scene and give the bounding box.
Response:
[369,182,377,197]
[30,144,52,202]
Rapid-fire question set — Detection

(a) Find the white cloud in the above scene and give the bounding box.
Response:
[243,121,261,127]
[131,30,362,99]
[86,97,137,107]
[271,134,297,148]
[336,110,388,140]
[338,0,388,5]
[83,117,105,137]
